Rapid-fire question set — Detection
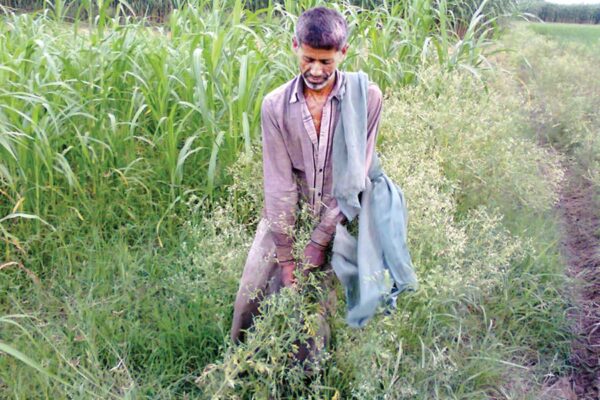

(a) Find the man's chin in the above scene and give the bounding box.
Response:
[303,76,330,91]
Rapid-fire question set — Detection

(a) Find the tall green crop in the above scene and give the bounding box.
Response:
[0,0,512,256]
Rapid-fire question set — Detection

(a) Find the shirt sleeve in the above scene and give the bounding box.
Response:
[310,83,384,247]
[261,96,298,262]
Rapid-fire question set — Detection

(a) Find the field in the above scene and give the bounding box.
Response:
[527,21,600,45]
[504,22,600,398]
[1,2,599,398]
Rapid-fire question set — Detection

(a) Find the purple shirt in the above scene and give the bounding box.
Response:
[261,70,383,262]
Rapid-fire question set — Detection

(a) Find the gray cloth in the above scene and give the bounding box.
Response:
[332,71,368,220]
[331,73,418,328]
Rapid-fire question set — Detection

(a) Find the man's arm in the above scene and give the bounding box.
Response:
[261,96,298,264]
[308,83,384,252]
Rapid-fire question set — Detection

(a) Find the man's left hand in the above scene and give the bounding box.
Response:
[302,241,327,275]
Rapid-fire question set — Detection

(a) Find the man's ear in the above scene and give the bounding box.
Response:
[341,43,349,56]
[338,43,349,61]
[292,36,299,52]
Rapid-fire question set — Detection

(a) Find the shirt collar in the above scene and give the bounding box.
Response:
[289,69,345,104]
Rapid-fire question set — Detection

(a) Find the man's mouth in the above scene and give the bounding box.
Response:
[304,73,329,84]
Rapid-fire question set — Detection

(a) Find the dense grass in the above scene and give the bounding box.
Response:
[510,22,600,190]
[0,4,588,399]
[0,0,509,264]
[2,64,573,397]
[527,22,600,46]
[195,65,572,397]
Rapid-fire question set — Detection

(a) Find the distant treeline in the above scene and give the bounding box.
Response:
[524,1,600,24]
[1,0,516,23]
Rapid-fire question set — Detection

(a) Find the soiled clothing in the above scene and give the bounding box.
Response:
[260,69,383,262]
[231,70,383,344]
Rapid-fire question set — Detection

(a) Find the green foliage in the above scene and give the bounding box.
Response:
[1,0,518,24]
[178,67,570,398]
[528,22,600,46]
[1,62,573,396]
[507,23,600,189]
[0,8,584,400]
[523,1,600,25]
[0,205,247,398]
[197,272,337,398]
[0,0,510,262]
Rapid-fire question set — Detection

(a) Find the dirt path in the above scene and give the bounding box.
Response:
[520,42,600,396]
[556,170,600,399]
[542,166,600,399]
[524,73,599,399]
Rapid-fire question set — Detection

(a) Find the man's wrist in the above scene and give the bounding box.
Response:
[275,245,294,263]
[310,226,333,249]
[280,260,295,267]
[309,239,327,250]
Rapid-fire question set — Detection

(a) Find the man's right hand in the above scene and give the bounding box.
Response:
[280,260,297,288]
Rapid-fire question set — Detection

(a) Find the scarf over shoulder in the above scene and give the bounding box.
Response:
[331,71,418,328]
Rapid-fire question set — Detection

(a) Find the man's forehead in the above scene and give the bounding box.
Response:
[298,43,341,58]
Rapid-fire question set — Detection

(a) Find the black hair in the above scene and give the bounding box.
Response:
[296,7,348,50]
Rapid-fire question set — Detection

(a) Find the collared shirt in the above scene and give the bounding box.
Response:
[261,69,383,262]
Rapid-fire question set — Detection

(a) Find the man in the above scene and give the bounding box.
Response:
[230,6,383,354]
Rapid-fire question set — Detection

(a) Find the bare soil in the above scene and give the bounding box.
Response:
[546,169,600,399]
[559,170,599,399]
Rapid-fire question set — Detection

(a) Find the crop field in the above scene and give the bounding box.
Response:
[527,21,600,45]
[0,1,599,399]
[504,21,600,398]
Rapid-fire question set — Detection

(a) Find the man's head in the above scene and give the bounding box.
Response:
[293,7,349,91]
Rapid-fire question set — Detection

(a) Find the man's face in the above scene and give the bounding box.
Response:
[293,38,348,91]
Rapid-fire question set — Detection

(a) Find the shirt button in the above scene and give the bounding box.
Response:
[319,168,323,172]
[318,192,322,196]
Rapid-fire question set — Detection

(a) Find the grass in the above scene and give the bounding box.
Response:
[509,22,600,188]
[2,63,575,398]
[527,22,600,45]
[1,4,593,399]
[190,65,572,398]
[0,0,512,263]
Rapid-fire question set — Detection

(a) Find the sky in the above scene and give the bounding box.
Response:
[546,0,600,3]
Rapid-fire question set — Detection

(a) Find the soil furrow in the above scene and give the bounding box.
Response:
[558,171,600,399]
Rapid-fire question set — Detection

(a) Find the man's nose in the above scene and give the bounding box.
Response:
[310,63,323,77]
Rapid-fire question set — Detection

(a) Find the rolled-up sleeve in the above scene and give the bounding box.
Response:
[261,97,298,262]
[310,84,384,247]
